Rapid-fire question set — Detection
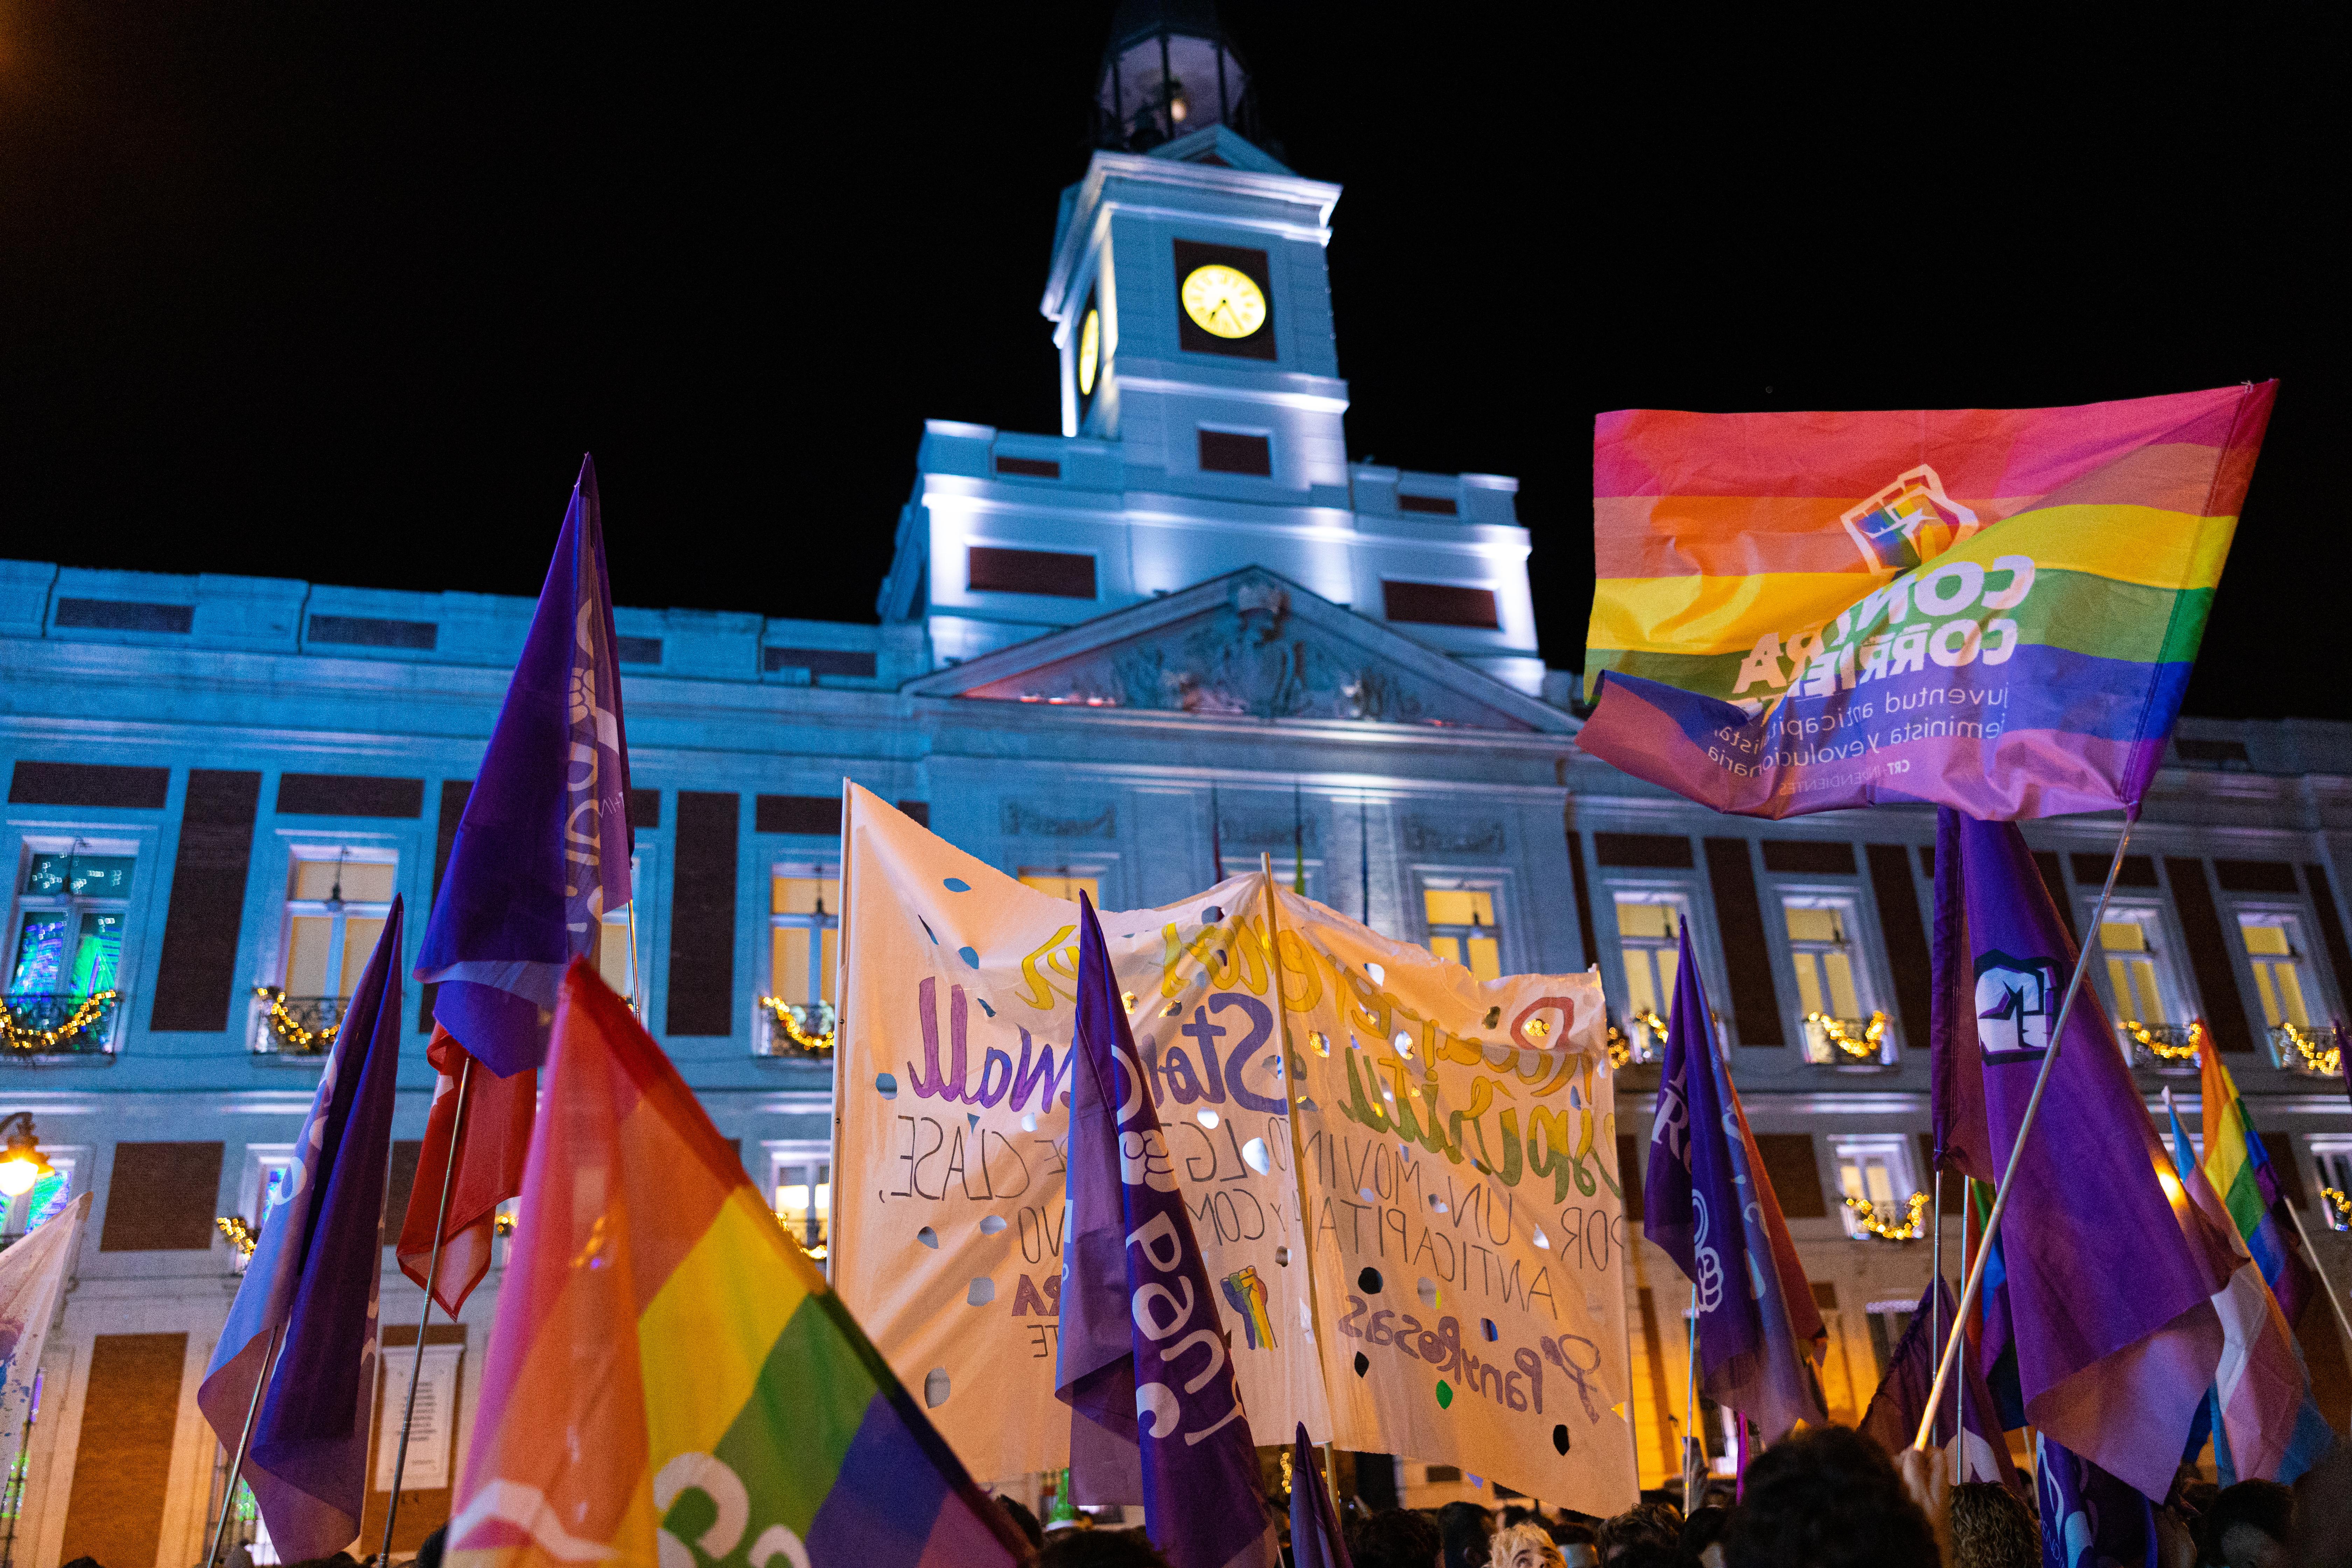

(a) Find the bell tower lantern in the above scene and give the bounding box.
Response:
[1093,0,1256,152]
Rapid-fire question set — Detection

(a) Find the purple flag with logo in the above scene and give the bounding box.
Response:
[1641,919,1826,1442]
[1858,1276,2023,1493]
[2036,1433,2158,1568]
[1933,810,2223,1500]
[1288,1423,1352,1568]
[197,899,405,1561]
[416,456,632,1076]
[1056,891,1274,1568]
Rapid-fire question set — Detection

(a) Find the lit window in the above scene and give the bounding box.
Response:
[1614,894,1685,1052]
[2239,913,2313,1028]
[1787,897,1891,1064]
[1422,884,1501,981]
[1019,871,1100,904]
[1833,1137,1919,1240]
[2313,1141,2352,1234]
[2100,910,2176,1024]
[769,866,841,1010]
[0,1151,77,1238]
[6,842,133,1054]
[595,854,642,1000]
[769,1144,832,1262]
[1863,1297,1919,1376]
[1784,899,1863,1018]
[280,849,398,1003]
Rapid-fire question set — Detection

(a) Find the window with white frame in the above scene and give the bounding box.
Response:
[593,853,642,1000]
[7,839,135,1051]
[2312,1140,2352,1234]
[1784,896,1890,1064]
[1612,892,1688,1055]
[763,864,839,1054]
[2100,907,2184,1026]
[768,1143,831,1263]
[1421,879,1503,982]
[1833,1136,1920,1239]
[1863,1297,1919,1376]
[278,847,398,1005]
[0,1149,78,1238]
[238,1144,300,1227]
[2237,911,2316,1029]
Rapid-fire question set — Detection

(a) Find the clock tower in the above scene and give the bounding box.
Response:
[1043,3,1346,507]
[877,1,1546,705]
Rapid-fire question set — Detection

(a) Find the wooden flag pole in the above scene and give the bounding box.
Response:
[1912,808,2139,1451]
[1256,853,1339,1505]
[380,1053,473,1563]
[204,1323,283,1568]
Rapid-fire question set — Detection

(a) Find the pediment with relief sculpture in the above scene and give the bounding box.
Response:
[905,568,1568,733]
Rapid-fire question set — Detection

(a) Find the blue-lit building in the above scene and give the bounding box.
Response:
[4,7,2350,1558]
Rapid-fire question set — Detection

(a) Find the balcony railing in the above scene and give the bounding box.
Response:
[1,989,122,1059]
[756,997,836,1061]
[252,989,344,1058]
[2119,1021,2203,1074]
[1802,1011,1895,1069]
[2268,1022,2343,1080]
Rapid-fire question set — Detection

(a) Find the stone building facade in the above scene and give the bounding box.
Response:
[3,114,2348,1564]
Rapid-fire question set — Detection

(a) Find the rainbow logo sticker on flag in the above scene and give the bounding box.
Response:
[446,961,1026,1568]
[1577,383,2275,820]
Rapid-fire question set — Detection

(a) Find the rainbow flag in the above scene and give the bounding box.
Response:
[447,961,1027,1568]
[1578,384,2275,819]
[2201,1043,2316,1328]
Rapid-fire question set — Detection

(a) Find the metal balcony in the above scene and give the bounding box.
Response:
[2118,1021,2202,1074]
[2267,1022,2343,1080]
[756,997,836,1062]
[1801,1011,1895,1069]
[1,989,122,1061]
[251,989,343,1059]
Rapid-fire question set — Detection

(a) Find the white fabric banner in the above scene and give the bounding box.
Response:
[0,1192,91,1485]
[833,785,1637,1511]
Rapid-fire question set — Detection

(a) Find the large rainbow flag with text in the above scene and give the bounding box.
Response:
[1578,383,2275,819]
[446,961,1026,1568]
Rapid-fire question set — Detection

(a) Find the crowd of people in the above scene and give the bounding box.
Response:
[991,1427,2352,1568]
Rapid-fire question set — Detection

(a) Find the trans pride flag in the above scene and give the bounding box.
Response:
[1579,384,2275,819]
[446,962,1025,1568]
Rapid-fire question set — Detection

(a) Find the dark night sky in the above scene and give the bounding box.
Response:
[1,7,2335,719]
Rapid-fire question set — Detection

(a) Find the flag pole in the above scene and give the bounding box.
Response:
[1256,853,1339,1504]
[1928,1163,1943,1454]
[1682,1284,1702,1505]
[625,898,645,1022]
[380,1052,472,1563]
[204,1323,282,1568]
[1912,807,2139,1450]
[1952,1188,1970,1483]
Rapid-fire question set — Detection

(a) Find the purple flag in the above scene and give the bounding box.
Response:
[1288,1424,1351,1568]
[1857,1277,2022,1493]
[1056,892,1274,1568]
[1641,919,1826,1442]
[197,899,405,1561]
[1934,810,2223,1499]
[416,456,632,1075]
[2036,1433,2158,1568]
[1929,814,1994,1182]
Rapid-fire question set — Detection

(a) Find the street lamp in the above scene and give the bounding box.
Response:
[0,1113,53,1199]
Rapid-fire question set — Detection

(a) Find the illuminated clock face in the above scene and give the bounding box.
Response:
[1180,264,1267,340]
[1077,308,1100,396]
